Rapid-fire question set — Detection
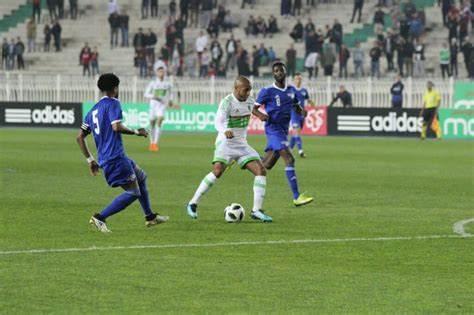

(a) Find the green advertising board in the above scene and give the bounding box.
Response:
[82,103,217,132]
[438,82,474,139]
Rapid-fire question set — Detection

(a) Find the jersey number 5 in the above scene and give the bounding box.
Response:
[92,109,100,135]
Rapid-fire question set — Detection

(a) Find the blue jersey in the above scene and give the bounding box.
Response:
[291,87,309,123]
[255,83,300,136]
[82,97,126,166]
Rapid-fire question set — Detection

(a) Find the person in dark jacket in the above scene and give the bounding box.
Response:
[286,43,296,77]
[290,19,304,42]
[339,44,350,78]
[329,85,353,107]
[51,20,62,51]
[108,12,120,48]
[15,37,25,69]
[120,11,130,47]
[461,38,473,78]
[47,0,58,21]
[390,75,404,108]
[44,24,51,52]
[1,38,8,69]
[180,0,189,23]
[69,0,78,19]
[350,0,363,23]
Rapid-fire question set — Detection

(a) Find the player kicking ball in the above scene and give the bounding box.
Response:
[77,73,169,232]
[144,67,174,152]
[253,61,314,207]
[186,76,272,222]
[289,73,315,158]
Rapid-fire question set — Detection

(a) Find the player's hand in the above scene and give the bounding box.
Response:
[89,161,100,176]
[258,114,269,121]
[225,130,235,139]
[301,109,308,117]
[153,96,162,102]
[136,128,148,137]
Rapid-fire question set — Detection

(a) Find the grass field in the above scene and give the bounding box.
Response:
[1,128,473,314]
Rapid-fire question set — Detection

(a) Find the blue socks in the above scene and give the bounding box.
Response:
[285,166,300,200]
[290,136,303,151]
[100,191,138,218]
[138,178,153,216]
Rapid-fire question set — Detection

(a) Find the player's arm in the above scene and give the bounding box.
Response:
[167,83,174,107]
[252,105,269,121]
[112,121,148,137]
[293,99,307,117]
[215,100,234,139]
[329,94,339,107]
[76,125,100,176]
[253,88,270,121]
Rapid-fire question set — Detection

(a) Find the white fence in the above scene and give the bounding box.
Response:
[0,72,462,108]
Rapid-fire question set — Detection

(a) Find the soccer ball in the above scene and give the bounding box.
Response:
[224,203,245,223]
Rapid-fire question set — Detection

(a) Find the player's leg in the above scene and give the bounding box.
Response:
[155,115,165,146]
[149,103,158,151]
[293,121,305,158]
[133,162,169,226]
[279,148,314,206]
[187,161,227,219]
[421,108,433,140]
[245,160,272,222]
[261,150,280,170]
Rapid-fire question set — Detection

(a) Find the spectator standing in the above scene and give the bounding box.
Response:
[293,0,302,16]
[461,38,473,78]
[236,46,251,76]
[305,18,315,35]
[458,4,470,45]
[210,40,223,69]
[369,41,382,79]
[290,19,304,42]
[281,0,292,18]
[450,38,458,77]
[439,43,451,78]
[70,0,78,20]
[339,45,350,78]
[91,47,100,76]
[286,44,296,77]
[57,0,64,19]
[200,47,210,77]
[195,30,208,66]
[108,12,120,49]
[403,39,414,77]
[169,0,177,20]
[403,0,417,18]
[51,20,62,52]
[413,39,425,77]
[108,0,119,14]
[180,0,190,23]
[207,17,219,38]
[79,42,90,65]
[151,0,159,17]
[353,41,365,77]
[26,18,37,53]
[16,37,25,69]
[390,75,404,108]
[32,0,41,23]
[350,0,364,23]
[47,0,58,21]
[373,6,385,33]
[44,24,51,52]
[446,10,459,45]
[268,47,276,64]
[320,43,336,77]
[1,39,8,69]
[225,34,237,71]
[189,0,200,28]
[223,11,235,33]
[146,29,158,63]
[440,0,451,26]
[142,0,150,19]
[333,19,343,51]
[267,15,278,37]
[81,46,91,76]
[119,11,130,47]
[133,28,146,52]
[201,0,213,28]
[137,47,148,77]
[185,50,197,77]
[7,39,16,70]
[384,29,396,71]
[252,45,260,77]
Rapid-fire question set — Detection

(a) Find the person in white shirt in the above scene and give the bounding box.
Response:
[195,31,208,66]
[108,0,119,15]
[144,67,174,151]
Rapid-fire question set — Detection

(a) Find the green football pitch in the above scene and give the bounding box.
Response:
[1,128,473,313]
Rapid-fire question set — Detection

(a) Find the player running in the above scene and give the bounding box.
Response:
[144,67,174,152]
[253,61,314,207]
[186,76,272,222]
[77,73,169,232]
[289,72,315,158]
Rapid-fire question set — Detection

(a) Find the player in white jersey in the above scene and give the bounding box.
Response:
[144,67,173,151]
[186,76,272,222]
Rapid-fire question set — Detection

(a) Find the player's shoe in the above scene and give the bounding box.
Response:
[89,214,112,233]
[186,203,198,219]
[298,150,307,158]
[149,143,159,152]
[145,212,169,227]
[293,193,314,207]
[250,209,273,222]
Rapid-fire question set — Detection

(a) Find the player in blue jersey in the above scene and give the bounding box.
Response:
[76,73,169,232]
[289,73,314,158]
[253,62,314,207]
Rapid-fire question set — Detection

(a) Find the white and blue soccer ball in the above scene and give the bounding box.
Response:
[224,203,245,223]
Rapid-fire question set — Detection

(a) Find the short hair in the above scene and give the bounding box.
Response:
[97,73,120,92]
[293,72,302,77]
[272,60,286,70]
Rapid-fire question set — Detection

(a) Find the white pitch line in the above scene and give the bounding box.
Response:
[0,234,472,256]
[453,218,474,237]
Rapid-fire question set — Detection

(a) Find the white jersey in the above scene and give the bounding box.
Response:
[144,77,173,107]
[215,93,254,145]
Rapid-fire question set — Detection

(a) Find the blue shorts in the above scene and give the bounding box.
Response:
[265,133,289,152]
[102,157,137,188]
[291,117,304,130]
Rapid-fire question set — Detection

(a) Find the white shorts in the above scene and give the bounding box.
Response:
[213,140,261,169]
[149,103,166,120]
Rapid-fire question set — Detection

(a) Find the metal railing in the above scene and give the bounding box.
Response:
[0,72,460,108]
